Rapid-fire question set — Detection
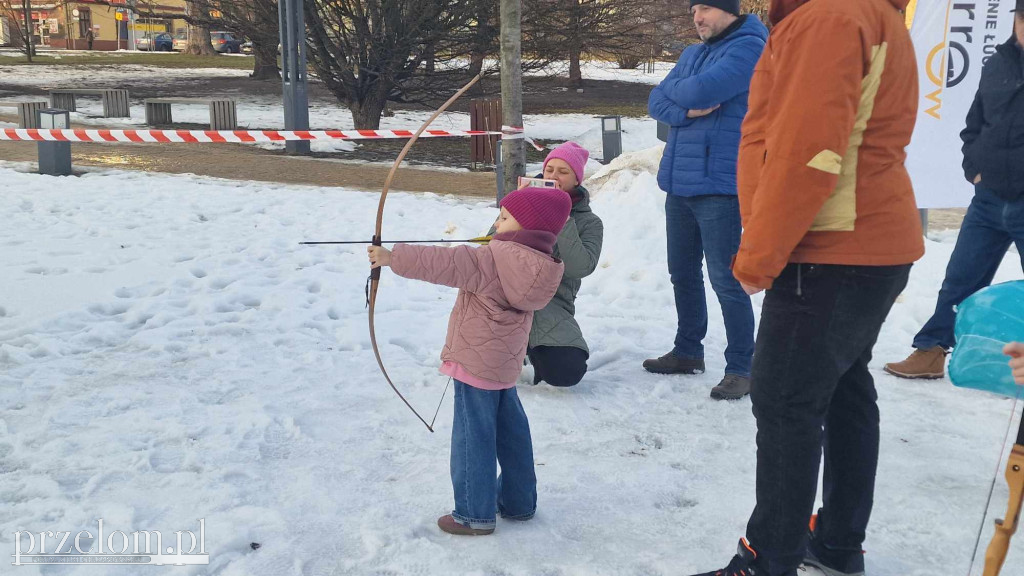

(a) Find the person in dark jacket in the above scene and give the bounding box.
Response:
[644,0,767,400]
[885,3,1024,380]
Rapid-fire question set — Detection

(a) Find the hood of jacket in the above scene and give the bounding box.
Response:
[489,240,564,312]
[769,0,909,25]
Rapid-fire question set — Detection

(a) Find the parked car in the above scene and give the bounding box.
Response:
[241,40,252,54]
[210,31,243,54]
[137,32,173,52]
[172,32,188,52]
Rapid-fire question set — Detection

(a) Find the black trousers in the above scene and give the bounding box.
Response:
[527,346,588,387]
[745,263,911,576]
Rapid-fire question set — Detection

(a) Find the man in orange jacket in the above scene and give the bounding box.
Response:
[690,0,924,575]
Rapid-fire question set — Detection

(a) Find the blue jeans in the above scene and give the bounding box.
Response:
[665,194,755,377]
[746,263,911,576]
[450,380,536,529]
[914,187,1024,350]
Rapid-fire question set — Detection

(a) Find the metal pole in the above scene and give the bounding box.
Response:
[279,0,310,155]
[495,139,505,204]
[919,208,929,237]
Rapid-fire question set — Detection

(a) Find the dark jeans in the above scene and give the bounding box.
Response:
[914,187,1024,350]
[745,263,911,576]
[665,194,755,377]
[528,346,588,387]
[450,380,536,529]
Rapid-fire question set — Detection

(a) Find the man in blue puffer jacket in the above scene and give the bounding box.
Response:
[644,0,767,401]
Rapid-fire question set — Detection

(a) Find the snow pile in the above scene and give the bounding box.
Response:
[0,155,1021,575]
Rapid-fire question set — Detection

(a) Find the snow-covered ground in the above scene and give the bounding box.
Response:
[0,64,252,87]
[0,150,1021,576]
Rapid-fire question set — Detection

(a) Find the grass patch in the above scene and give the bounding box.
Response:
[2,53,255,70]
[531,103,650,118]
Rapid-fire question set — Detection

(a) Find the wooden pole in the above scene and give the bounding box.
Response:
[499,0,525,198]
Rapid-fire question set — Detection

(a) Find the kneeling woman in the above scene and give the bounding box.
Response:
[526,142,604,387]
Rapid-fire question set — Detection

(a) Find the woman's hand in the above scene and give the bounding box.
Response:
[1004,342,1024,386]
[368,246,392,269]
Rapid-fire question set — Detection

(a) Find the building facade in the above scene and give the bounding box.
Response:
[17,0,187,51]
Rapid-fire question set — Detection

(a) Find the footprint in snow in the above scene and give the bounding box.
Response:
[24,266,68,275]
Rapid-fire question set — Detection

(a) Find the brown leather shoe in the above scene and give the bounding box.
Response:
[710,374,751,400]
[883,347,947,379]
[437,514,494,536]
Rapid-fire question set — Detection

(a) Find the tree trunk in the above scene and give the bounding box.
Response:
[425,44,436,72]
[468,51,486,95]
[21,0,33,61]
[184,2,217,56]
[500,0,525,199]
[186,25,217,55]
[349,91,388,130]
[251,41,280,80]
[568,46,583,88]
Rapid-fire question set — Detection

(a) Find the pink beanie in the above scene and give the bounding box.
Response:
[544,142,589,185]
[500,187,572,236]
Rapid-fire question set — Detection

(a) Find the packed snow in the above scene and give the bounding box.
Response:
[0,149,1021,576]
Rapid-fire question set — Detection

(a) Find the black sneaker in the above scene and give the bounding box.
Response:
[802,514,865,576]
[642,352,705,375]
[690,539,761,576]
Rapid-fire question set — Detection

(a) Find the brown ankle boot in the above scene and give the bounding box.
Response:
[437,514,494,536]
[884,347,947,379]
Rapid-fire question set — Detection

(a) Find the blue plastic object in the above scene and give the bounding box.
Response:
[949,281,1024,398]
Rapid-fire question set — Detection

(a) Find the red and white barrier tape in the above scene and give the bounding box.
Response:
[501,125,545,151]
[0,127,525,144]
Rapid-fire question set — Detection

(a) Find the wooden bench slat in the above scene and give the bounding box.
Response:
[145,98,235,105]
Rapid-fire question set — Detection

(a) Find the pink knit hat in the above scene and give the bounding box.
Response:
[544,142,589,185]
[500,187,572,236]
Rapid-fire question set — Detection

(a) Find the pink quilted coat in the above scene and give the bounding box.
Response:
[391,231,564,388]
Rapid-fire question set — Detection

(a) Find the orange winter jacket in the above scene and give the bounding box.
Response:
[732,0,925,290]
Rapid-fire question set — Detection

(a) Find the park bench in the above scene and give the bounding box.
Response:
[0,100,48,128]
[48,89,131,118]
[144,98,237,131]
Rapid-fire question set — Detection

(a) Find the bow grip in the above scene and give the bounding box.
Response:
[370,235,382,281]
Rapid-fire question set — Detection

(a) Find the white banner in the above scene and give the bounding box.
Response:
[905,0,1017,208]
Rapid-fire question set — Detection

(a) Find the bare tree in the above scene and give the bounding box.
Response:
[467,0,497,93]
[742,0,769,22]
[207,0,280,79]
[184,0,217,55]
[525,0,655,88]
[0,0,34,60]
[303,0,477,129]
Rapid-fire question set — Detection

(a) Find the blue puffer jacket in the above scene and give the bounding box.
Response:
[649,15,768,197]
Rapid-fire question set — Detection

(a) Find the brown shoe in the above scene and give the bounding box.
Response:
[710,374,751,400]
[437,514,494,536]
[884,347,947,380]
[642,352,705,375]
